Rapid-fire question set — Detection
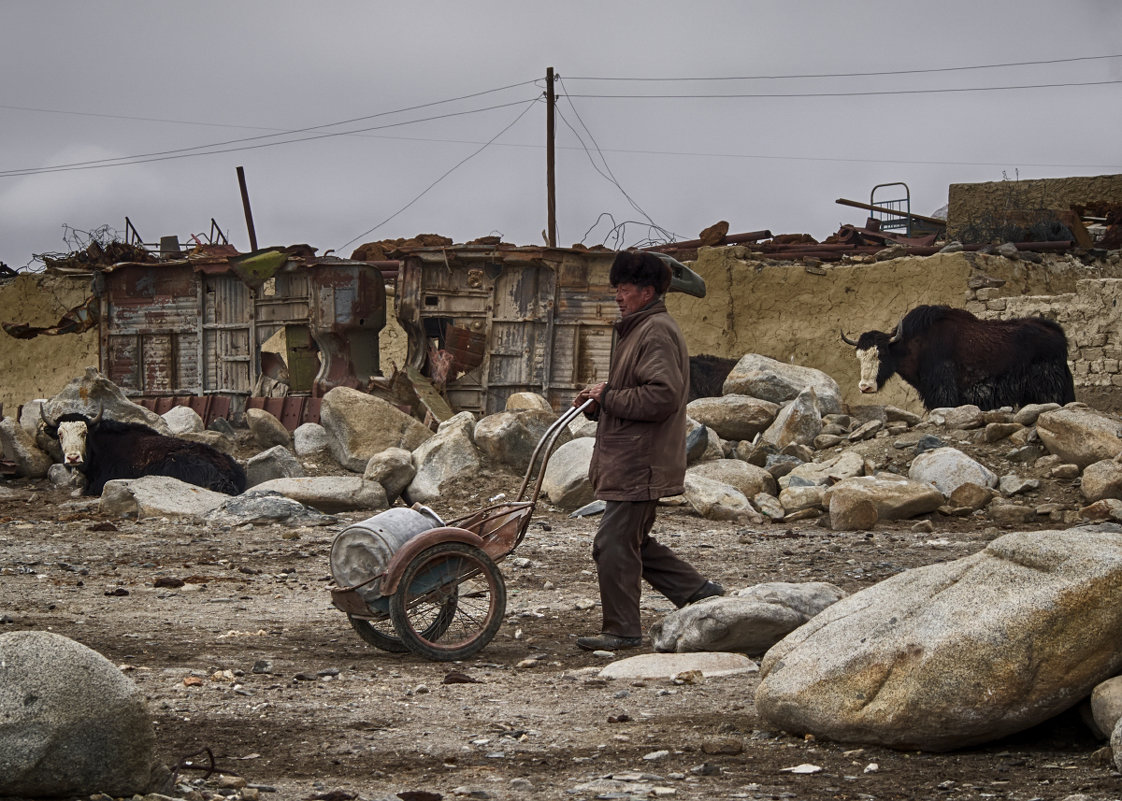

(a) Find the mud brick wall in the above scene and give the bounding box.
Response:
[947,174,1122,241]
[670,248,1122,412]
[0,273,99,411]
[972,274,1122,391]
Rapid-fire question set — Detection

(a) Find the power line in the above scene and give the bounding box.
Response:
[337,98,540,253]
[0,98,540,178]
[563,79,1122,100]
[563,53,1122,82]
[555,76,677,242]
[0,80,540,177]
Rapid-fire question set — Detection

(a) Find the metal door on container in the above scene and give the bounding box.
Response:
[201,274,253,395]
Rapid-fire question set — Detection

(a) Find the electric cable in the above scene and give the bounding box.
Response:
[563,53,1122,81]
[337,97,540,253]
[0,80,540,177]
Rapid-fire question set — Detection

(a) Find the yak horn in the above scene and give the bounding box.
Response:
[90,402,104,425]
[39,402,57,428]
[840,331,858,347]
[887,318,905,344]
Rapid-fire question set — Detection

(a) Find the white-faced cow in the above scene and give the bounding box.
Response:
[841,305,1075,411]
[41,406,246,496]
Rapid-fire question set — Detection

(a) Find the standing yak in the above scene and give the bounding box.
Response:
[841,305,1075,411]
[41,406,246,496]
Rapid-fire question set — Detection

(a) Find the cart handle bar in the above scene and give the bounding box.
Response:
[516,399,596,503]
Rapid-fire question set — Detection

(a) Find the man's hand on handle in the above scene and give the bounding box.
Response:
[573,381,606,416]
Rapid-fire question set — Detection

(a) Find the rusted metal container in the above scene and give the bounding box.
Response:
[397,246,617,415]
[329,506,445,603]
[96,248,386,419]
[397,245,703,415]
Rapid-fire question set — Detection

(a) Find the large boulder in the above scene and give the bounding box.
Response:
[1082,459,1122,503]
[685,395,778,441]
[722,354,842,415]
[651,582,845,654]
[293,422,331,456]
[0,631,167,798]
[252,476,387,513]
[908,447,997,496]
[320,386,434,472]
[405,412,483,505]
[823,475,945,521]
[760,387,822,450]
[99,476,230,519]
[927,405,985,430]
[363,447,416,504]
[473,409,568,473]
[1036,407,1122,469]
[204,490,337,527]
[756,527,1122,751]
[690,456,775,496]
[161,405,204,436]
[0,417,52,478]
[504,391,553,412]
[541,437,595,510]
[780,450,865,488]
[245,445,305,487]
[40,368,169,433]
[245,408,291,450]
[682,473,760,522]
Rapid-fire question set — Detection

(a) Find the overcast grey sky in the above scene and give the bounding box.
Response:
[1,0,1120,269]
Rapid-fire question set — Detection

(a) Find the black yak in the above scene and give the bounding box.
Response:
[841,305,1075,411]
[688,354,738,401]
[42,407,246,496]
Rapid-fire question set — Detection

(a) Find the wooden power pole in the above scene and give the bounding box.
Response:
[546,67,557,248]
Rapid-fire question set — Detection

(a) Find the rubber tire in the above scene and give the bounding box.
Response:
[348,591,458,653]
[389,542,506,661]
[347,614,409,653]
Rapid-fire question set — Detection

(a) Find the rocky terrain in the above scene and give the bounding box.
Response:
[5,389,1122,801]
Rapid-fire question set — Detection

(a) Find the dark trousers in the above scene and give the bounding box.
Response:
[592,499,708,638]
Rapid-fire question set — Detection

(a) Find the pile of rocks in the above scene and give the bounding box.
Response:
[4,359,1122,532]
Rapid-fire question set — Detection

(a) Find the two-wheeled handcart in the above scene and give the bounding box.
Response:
[327,399,594,661]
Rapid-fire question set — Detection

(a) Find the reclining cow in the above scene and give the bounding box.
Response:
[41,406,246,496]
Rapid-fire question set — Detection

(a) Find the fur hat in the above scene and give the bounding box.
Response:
[609,251,671,294]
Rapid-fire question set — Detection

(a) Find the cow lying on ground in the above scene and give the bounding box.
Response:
[841,305,1076,411]
[41,407,246,496]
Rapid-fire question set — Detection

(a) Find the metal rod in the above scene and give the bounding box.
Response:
[517,399,594,502]
[835,197,946,227]
[645,229,773,251]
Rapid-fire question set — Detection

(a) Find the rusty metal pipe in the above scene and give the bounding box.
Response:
[646,229,773,252]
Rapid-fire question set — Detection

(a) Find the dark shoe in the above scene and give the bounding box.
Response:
[576,633,642,651]
[685,580,725,605]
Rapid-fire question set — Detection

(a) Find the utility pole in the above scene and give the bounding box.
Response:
[546,67,557,248]
[236,166,259,252]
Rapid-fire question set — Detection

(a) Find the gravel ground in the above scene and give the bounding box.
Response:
[2,450,1121,801]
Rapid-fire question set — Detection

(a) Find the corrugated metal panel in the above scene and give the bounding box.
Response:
[101,256,387,403]
[101,263,201,394]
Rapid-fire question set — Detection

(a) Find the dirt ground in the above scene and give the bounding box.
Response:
[4,440,1122,801]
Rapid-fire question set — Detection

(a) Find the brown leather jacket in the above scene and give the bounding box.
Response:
[589,300,689,501]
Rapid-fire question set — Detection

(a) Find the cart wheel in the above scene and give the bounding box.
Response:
[390,542,506,661]
[347,613,409,652]
[347,593,458,653]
